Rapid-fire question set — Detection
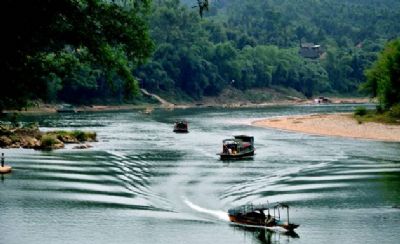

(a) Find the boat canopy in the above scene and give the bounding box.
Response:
[234,135,254,143]
[223,135,254,145]
[222,139,240,144]
[175,120,187,124]
[228,203,289,215]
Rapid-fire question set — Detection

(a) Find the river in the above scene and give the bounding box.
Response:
[1,104,399,244]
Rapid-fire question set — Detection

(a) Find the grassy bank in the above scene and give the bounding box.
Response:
[354,105,400,125]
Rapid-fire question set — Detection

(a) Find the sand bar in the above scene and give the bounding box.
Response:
[253,113,400,142]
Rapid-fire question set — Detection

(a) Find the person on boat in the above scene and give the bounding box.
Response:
[265,214,275,226]
[223,145,228,154]
[228,148,232,155]
[1,153,4,167]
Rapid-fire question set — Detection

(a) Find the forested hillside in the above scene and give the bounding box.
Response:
[2,0,399,109]
[137,0,400,101]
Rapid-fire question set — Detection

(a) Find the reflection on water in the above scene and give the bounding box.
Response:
[1,104,400,244]
[231,225,299,244]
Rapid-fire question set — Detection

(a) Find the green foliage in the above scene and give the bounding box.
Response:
[2,0,399,107]
[363,39,400,109]
[353,110,400,124]
[1,0,153,110]
[389,104,400,118]
[48,130,97,142]
[354,106,367,116]
[39,48,101,103]
[72,131,97,142]
[136,0,397,101]
[40,135,59,148]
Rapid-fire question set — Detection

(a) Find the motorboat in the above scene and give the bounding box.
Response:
[173,120,189,133]
[218,135,254,160]
[228,203,299,232]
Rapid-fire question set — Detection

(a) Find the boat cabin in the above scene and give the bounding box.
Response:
[173,120,189,133]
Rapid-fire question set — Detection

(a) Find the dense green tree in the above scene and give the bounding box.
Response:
[363,39,400,109]
[1,0,153,111]
[135,0,399,102]
[3,0,399,108]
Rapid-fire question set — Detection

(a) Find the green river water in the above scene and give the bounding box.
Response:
[1,104,399,244]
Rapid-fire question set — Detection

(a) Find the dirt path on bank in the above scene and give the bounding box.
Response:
[140,89,174,108]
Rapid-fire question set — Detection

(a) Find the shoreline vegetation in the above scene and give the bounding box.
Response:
[0,123,96,150]
[252,113,400,142]
[1,97,372,115]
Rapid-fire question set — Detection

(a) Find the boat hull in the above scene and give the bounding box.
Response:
[229,214,265,226]
[173,121,188,133]
[229,214,299,232]
[0,166,12,174]
[219,150,254,160]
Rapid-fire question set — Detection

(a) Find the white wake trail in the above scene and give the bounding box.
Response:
[183,197,230,222]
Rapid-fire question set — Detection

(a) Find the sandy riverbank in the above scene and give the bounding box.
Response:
[253,113,400,142]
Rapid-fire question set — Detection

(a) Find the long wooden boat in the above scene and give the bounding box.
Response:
[228,203,299,232]
[217,135,255,160]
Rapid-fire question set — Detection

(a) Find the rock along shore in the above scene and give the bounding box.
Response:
[0,123,96,150]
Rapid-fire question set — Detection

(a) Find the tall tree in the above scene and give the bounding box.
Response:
[363,38,400,109]
[1,0,153,111]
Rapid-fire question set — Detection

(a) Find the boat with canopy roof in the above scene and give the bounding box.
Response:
[228,202,299,232]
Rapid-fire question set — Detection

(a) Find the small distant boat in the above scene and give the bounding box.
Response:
[0,165,12,174]
[218,135,255,160]
[228,203,299,232]
[173,120,189,133]
[56,104,76,113]
[314,96,331,104]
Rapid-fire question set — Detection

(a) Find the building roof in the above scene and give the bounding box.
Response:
[301,43,320,48]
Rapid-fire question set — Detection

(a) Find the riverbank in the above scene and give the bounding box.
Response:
[253,113,400,142]
[1,97,372,115]
[2,104,161,114]
[1,87,372,114]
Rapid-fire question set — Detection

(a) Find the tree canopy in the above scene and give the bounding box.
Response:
[137,0,398,101]
[363,38,400,109]
[1,0,153,110]
[2,0,400,108]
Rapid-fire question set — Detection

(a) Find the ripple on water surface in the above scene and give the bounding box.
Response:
[1,107,399,244]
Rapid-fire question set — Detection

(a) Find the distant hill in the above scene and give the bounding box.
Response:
[135,0,399,102]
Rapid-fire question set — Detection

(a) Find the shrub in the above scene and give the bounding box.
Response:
[72,130,96,142]
[389,104,400,118]
[47,130,96,142]
[40,135,58,148]
[376,105,384,114]
[23,122,39,130]
[85,132,97,141]
[354,106,367,116]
